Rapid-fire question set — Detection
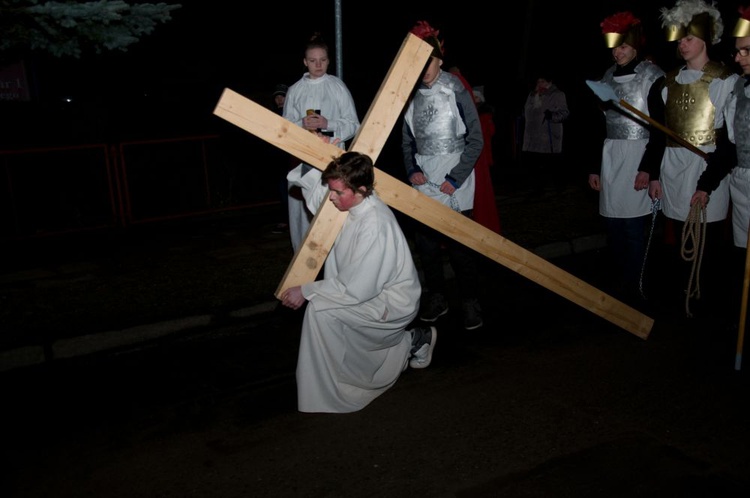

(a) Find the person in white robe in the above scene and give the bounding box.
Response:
[280,150,434,414]
[282,33,360,253]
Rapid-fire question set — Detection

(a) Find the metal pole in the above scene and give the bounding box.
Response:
[735,224,750,370]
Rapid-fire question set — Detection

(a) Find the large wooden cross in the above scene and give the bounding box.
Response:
[214,33,654,339]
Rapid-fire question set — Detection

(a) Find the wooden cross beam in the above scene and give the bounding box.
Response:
[214,33,654,339]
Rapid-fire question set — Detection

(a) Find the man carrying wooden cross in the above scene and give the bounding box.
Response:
[213,23,653,344]
[280,147,437,413]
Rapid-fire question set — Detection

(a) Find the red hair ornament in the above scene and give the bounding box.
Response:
[410,20,444,59]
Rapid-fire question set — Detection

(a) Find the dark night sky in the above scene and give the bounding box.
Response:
[7,0,749,145]
[115,0,745,93]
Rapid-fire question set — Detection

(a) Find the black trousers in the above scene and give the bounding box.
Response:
[414,209,480,300]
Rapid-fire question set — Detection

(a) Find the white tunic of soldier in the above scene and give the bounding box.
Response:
[729,77,750,247]
[599,60,665,218]
[402,72,477,212]
[659,61,739,223]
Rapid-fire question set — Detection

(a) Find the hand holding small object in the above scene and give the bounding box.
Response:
[317,133,341,146]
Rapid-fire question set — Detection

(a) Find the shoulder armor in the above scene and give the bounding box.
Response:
[636,61,665,81]
[664,67,680,87]
[701,61,734,81]
[440,72,466,93]
[664,61,733,88]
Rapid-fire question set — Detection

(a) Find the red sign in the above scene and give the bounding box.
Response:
[0,60,30,101]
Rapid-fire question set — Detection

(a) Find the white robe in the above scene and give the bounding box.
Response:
[728,79,748,248]
[659,67,739,223]
[730,168,750,248]
[599,138,653,218]
[287,165,421,413]
[283,73,360,252]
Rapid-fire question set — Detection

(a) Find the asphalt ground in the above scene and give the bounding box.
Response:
[3,240,750,498]
[2,166,750,497]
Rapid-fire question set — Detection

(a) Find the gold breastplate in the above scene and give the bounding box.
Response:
[663,61,732,147]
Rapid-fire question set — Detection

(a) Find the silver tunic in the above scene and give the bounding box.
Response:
[410,73,466,156]
[402,71,476,212]
[602,61,665,140]
[597,61,665,219]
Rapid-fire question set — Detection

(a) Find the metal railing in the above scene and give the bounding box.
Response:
[1,134,280,240]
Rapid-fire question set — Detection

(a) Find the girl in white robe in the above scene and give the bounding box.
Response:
[282,34,360,253]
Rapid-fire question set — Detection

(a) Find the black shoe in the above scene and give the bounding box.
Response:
[420,293,448,322]
[272,223,288,234]
[462,298,483,330]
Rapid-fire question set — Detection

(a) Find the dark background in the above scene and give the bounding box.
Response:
[1,0,747,165]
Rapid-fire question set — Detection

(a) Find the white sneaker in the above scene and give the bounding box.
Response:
[409,326,437,369]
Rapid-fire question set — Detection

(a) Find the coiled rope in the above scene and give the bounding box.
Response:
[681,202,708,318]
